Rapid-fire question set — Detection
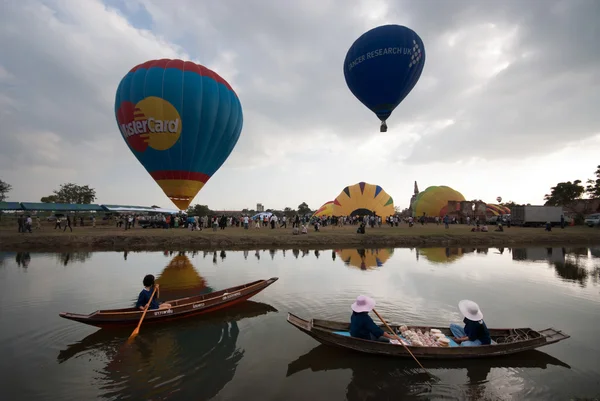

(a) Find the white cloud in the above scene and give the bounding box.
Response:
[0,0,598,210]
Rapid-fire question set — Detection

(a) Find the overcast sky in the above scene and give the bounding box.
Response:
[1,0,599,211]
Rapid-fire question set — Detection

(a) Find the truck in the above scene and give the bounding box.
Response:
[510,205,564,227]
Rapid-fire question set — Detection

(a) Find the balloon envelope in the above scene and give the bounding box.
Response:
[312,201,335,218]
[411,186,465,217]
[344,25,425,129]
[115,59,243,210]
[333,182,395,217]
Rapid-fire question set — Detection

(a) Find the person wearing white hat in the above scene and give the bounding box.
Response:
[449,300,491,346]
[349,295,395,342]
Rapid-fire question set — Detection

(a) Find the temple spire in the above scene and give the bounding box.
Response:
[414,181,419,195]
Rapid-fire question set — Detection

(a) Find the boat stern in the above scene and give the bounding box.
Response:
[287,313,312,331]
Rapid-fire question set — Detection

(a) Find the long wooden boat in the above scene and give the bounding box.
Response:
[287,313,569,359]
[59,277,278,328]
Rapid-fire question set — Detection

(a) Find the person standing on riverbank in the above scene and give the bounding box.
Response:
[63,215,72,232]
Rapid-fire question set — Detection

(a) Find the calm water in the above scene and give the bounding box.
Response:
[1,247,599,401]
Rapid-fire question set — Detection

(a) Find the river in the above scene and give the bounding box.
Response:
[0,246,599,401]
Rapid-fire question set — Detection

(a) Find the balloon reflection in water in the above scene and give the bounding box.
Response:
[337,249,393,270]
[155,252,208,300]
[287,345,570,401]
[57,301,278,400]
[418,248,465,265]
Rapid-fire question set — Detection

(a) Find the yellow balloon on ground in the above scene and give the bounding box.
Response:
[332,182,395,217]
[313,201,334,218]
[337,248,393,270]
[411,185,465,217]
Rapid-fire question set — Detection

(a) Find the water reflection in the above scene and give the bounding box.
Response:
[16,252,31,268]
[336,248,393,270]
[512,247,600,287]
[58,301,277,400]
[55,252,92,266]
[418,248,466,265]
[155,253,209,299]
[287,345,571,401]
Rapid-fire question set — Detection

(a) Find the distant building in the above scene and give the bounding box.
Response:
[409,181,419,213]
[256,203,264,212]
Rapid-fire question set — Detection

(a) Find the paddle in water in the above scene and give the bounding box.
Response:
[372,308,437,379]
[127,285,158,343]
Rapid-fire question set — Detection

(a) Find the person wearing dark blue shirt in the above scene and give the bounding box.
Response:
[135,274,172,311]
[450,300,491,346]
[349,295,394,342]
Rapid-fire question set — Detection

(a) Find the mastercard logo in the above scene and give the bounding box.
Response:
[116,96,182,152]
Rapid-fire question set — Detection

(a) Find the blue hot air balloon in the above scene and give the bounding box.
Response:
[344,25,425,132]
[114,59,243,210]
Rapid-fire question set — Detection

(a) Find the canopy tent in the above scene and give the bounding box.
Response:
[251,212,272,220]
[0,202,23,211]
[20,202,104,212]
[101,205,183,214]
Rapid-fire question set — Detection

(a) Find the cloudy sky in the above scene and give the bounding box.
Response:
[1,0,599,211]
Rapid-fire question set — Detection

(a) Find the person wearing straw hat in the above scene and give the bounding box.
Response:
[349,295,395,342]
[450,300,491,346]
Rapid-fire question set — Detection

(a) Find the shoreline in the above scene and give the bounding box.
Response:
[1,225,599,252]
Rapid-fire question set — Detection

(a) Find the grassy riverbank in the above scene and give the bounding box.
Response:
[1,224,599,251]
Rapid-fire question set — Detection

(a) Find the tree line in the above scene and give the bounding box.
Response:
[187,201,313,217]
[544,165,600,206]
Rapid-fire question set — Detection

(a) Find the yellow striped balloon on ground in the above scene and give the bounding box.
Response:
[486,204,511,216]
[312,201,335,218]
[411,186,465,217]
[332,182,395,217]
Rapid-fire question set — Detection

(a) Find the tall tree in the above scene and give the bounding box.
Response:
[586,165,600,199]
[42,183,97,204]
[544,180,585,206]
[41,195,59,203]
[187,204,212,216]
[297,202,311,215]
[0,179,11,202]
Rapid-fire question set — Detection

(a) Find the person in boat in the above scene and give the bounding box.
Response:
[350,295,395,343]
[136,274,172,311]
[449,300,491,346]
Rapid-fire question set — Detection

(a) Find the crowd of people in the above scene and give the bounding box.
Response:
[12,210,511,234]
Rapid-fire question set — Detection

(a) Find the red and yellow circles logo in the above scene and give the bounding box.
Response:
[116,96,182,152]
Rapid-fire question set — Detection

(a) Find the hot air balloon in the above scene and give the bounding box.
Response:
[312,201,335,218]
[344,25,425,132]
[411,186,465,217]
[332,182,395,217]
[115,59,243,210]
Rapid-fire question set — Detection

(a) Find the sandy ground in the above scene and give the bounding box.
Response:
[1,222,599,251]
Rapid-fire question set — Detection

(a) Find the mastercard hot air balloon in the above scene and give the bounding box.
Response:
[115,59,243,210]
[344,25,425,132]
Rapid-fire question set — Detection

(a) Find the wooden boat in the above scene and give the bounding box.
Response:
[59,277,278,328]
[287,313,570,359]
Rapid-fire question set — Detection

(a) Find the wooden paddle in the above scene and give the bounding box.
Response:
[127,285,158,343]
[372,308,434,378]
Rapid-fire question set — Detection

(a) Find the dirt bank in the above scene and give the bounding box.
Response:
[1,225,599,252]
